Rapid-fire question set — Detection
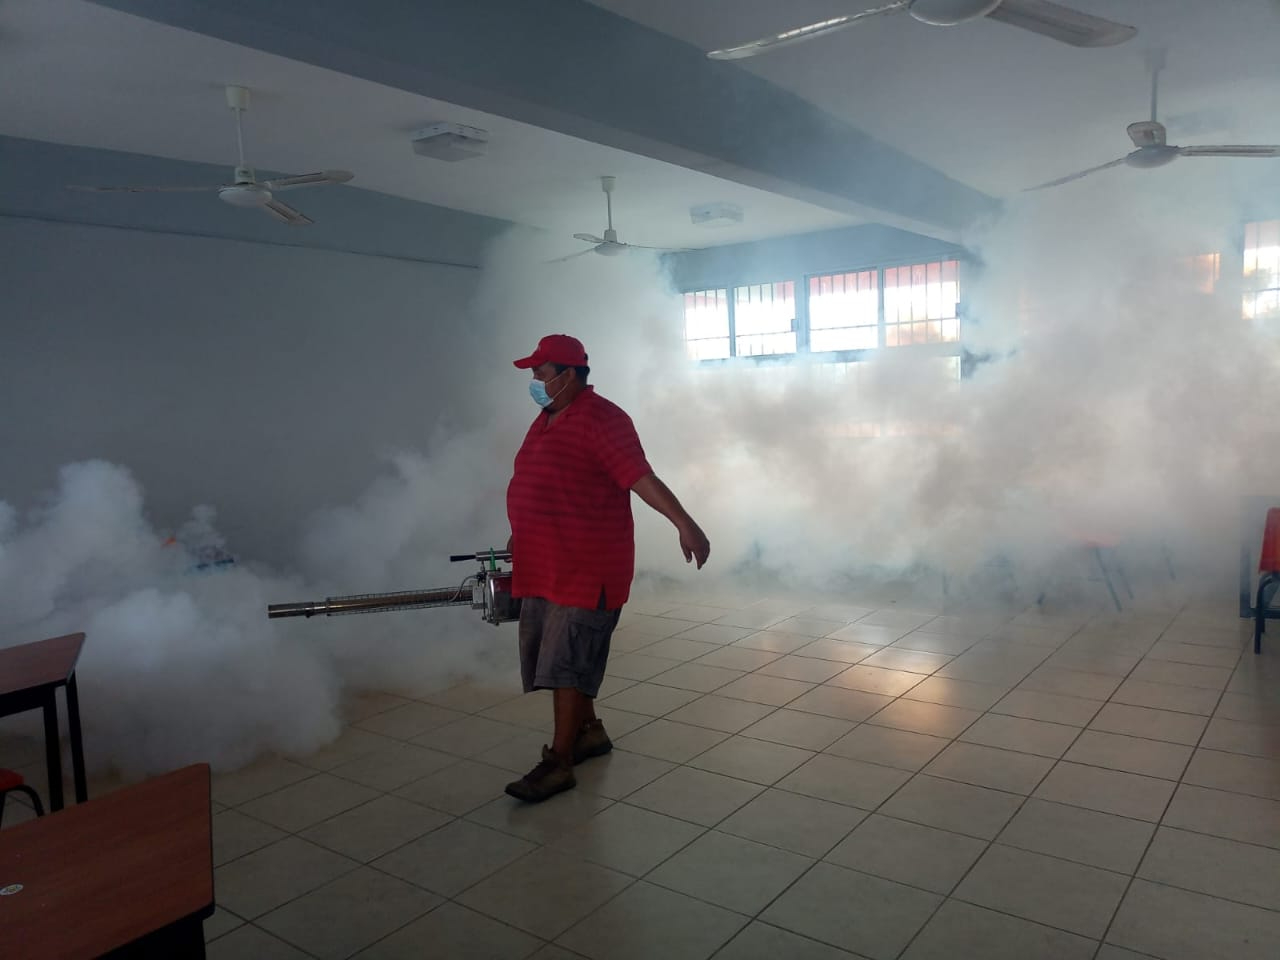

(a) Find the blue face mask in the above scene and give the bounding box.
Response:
[529,370,567,409]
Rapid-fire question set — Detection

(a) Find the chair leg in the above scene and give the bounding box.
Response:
[1094,547,1123,613]
[17,785,44,817]
[1109,548,1135,600]
[1242,546,1257,619]
[1257,574,1277,656]
[0,786,45,828]
[1257,580,1266,655]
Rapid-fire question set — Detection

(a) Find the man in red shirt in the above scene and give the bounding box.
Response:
[504,334,710,803]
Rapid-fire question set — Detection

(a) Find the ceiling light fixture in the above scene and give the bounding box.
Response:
[410,122,489,161]
[690,201,744,227]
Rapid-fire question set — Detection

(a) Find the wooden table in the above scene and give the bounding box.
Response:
[0,633,89,812]
[0,763,215,959]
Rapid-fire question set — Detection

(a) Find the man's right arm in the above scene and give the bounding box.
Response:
[631,474,710,569]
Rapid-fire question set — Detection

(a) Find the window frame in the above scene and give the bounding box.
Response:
[805,266,882,356]
[878,257,962,349]
[681,287,732,361]
[682,256,965,367]
[730,278,799,359]
[1243,219,1280,325]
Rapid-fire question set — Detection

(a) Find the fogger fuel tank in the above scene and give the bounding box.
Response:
[266,550,521,625]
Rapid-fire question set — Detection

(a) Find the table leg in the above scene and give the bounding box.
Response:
[66,674,89,804]
[99,915,208,958]
[42,694,65,812]
[177,918,207,959]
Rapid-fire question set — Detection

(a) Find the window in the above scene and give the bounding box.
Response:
[809,270,879,352]
[683,288,731,360]
[734,281,796,357]
[679,257,963,362]
[1244,220,1280,325]
[1185,253,1221,294]
[883,259,960,346]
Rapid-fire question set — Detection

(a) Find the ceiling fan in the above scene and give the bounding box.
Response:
[706,0,1136,60]
[69,85,353,225]
[557,176,684,260]
[1028,50,1280,191]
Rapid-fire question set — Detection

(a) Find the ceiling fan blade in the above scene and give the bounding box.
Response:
[623,243,694,253]
[1024,156,1128,191]
[987,0,1137,47]
[261,198,314,225]
[68,184,219,193]
[1178,145,1280,158]
[573,233,605,244]
[263,169,354,190]
[548,248,599,263]
[707,1,908,60]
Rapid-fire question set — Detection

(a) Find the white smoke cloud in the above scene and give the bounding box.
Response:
[531,165,1280,604]
[0,459,510,778]
[0,462,332,777]
[3,164,1277,781]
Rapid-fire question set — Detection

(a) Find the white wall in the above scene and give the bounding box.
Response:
[0,217,482,567]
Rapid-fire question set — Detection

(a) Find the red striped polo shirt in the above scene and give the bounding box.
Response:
[506,387,653,610]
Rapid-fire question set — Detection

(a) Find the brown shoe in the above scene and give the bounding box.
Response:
[573,719,613,765]
[504,746,576,803]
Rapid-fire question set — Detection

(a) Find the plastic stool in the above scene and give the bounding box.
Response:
[1255,508,1280,655]
[0,768,45,827]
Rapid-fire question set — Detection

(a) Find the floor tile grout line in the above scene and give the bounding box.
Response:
[1091,622,1280,920]
[235,728,1280,888]
[534,652,967,955]
[201,598,1274,959]
[1114,874,1280,918]
[707,919,878,960]
[1085,601,1224,960]
[217,658,1276,877]
[892,610,1141,960]
[225,795,1275,959]
[214,769,552,924]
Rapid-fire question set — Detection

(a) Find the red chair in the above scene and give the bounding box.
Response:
[1255,508,1280,655]
[0,768,45,827]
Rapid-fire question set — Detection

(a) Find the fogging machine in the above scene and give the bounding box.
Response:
[266,550,521,625]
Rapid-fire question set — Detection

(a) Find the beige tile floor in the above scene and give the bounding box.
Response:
[4,584,1280,960]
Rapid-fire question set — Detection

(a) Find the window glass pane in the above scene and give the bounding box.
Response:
[1244,221,1280,327]
[808,269,879,353]
[683,288,731,360]
[884,258,960,347]
[734,281,796,357]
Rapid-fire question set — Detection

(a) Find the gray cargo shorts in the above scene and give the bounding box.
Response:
[518,597,621,698]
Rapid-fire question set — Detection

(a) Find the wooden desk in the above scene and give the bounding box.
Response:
[0,633,89,811]
[0,763,215,959]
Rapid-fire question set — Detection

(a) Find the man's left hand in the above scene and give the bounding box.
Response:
[679,522,711,570]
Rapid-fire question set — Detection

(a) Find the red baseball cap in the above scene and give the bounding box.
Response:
[513,334,589,369]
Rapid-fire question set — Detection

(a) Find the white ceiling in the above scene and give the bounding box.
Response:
[589,0,1280,197]
[4,1,1276,248]
[0,0,857,252]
